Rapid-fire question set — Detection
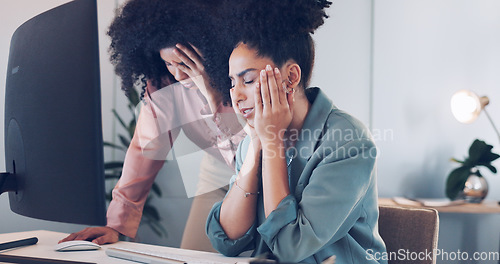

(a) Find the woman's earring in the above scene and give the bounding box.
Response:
[282,79,294,94]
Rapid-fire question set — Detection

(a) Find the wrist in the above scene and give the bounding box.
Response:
[204,85,222,108]
[261,139,284,150]
[261,140,285,160]
[249,134,262,149]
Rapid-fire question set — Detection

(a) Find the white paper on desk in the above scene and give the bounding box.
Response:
[417,198,465,207]
[393,197,466,207]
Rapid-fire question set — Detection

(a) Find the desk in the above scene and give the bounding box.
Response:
[378,198,500,214]
[0,230,251,264]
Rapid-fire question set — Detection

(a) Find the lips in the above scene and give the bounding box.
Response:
[180,81,195,89]
[240,107,254,118]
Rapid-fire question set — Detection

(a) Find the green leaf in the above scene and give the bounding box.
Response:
[104,162,124,170]
[112,109,128,131]
[151,183,162,197]
[476,163,497,174]
[446,167,471,199]
[147,222,163,237]
[480,152,500,164]
[143,205,160,222]
[105,173,122,180]
[103,142,126,151]
[118,135,130,148]
[128,119,136,139]
[128,87,140,106]
[467,139,493,164]
[128,103,137,118]
[146,220,168,238]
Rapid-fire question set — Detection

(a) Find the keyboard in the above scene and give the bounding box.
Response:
[106,247,253,264]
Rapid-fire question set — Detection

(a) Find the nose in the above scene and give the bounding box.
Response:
[231,84,247,104]
[173,67,188,82]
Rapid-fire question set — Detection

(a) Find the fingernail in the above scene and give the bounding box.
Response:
[266,65,272,71]
[261,70,266,76]
[274,68,279,74]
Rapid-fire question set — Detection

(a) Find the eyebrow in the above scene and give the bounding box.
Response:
[229,68,258,79]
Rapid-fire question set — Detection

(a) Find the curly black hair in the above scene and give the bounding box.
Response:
[107,0,234,101]
[217,0,331,103]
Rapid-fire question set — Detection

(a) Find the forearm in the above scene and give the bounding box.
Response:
[261,140,290,217]
[220,141,261,239]
[196,81,222,115]
[205,91,222,115]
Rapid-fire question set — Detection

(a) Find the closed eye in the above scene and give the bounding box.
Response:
[165,61,188,68]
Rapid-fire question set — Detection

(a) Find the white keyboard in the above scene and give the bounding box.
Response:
[106,247,252,264]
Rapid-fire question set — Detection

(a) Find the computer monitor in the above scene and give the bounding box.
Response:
[1,0,106,226]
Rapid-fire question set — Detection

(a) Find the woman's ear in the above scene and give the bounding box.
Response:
[283,62,301,89]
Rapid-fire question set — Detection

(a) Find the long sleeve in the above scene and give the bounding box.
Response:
[106,85,180,238]
[206,137,256,256]
[257,138,378,262]
[106,133,166,238]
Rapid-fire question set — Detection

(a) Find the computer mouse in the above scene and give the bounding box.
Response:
[55,240,101,252]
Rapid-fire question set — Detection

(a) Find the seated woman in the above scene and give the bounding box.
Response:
[206,0,387,263]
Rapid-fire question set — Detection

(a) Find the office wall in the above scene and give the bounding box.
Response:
[373,1,500,263]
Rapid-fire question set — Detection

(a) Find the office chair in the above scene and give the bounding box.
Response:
[378,205,439,264]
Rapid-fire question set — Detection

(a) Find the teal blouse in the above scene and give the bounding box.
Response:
[206,88,387,264]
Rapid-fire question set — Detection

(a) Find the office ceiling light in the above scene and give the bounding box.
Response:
[451,90,500,143]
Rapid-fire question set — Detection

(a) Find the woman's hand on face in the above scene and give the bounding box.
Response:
[58,226,120,245]
[253,65,294,145]
[172,44,217,101]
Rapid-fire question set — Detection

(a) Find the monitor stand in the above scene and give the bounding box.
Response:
[0,172,15,194]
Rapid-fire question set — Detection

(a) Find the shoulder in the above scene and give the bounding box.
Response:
[313,111,377,168]
[325,109,373,144]
[315,108,376,163]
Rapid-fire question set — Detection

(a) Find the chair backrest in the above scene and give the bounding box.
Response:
[378,205,439,264]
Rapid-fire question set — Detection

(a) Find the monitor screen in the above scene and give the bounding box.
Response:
[2,0,106,226]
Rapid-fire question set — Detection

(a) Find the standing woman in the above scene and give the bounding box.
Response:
[61,0,244,252]
[206,0,387,263]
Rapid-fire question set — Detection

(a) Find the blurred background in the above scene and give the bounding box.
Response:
[1,1,499,263]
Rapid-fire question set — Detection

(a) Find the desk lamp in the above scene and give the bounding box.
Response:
[450,90,500,144]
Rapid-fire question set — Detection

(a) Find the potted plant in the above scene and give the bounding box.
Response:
[104,87,167,238]
[446,139,499,202]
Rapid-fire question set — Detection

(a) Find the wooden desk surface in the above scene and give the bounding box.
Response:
[379,197,500,214]
[0,230,251,264]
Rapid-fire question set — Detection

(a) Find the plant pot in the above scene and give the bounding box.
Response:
[458,169,488,203]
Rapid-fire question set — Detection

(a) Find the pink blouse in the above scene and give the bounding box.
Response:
[106,83,245,238]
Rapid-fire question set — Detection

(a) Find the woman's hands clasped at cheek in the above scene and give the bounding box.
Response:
[253,65,294,146]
